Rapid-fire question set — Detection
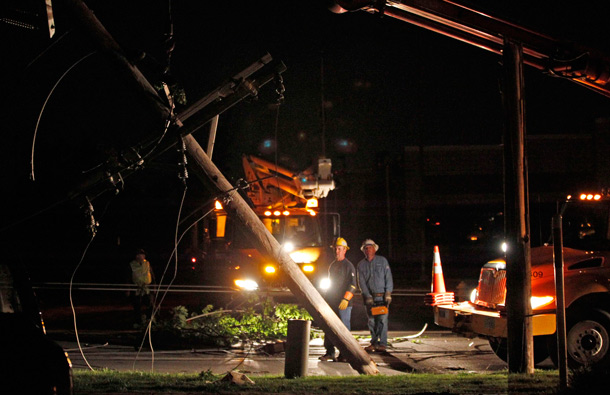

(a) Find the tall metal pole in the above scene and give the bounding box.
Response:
[552,214,568,390]
[502,38,534,374]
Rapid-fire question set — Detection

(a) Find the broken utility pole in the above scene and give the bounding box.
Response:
[184,135,379,375]
[59,0,378,375]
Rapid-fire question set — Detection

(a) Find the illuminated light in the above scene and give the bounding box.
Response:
[580,194,587,200]
[470,236,478,241]
[191,266,195,270]
[470,288,478,303]
[587,194,594,200]
[531,296,554,310]
[283,210,290,216]
[273,210,281,216]
[435,222,440,226]
[264,211,272,216]
[501,242,508,253]
[306,198,318,208]
[191,257,197,263]
[289,247,320,263]
[290,251,315,263]
[283,242,295,252]
[216,214,227,238]
[235,279,258,291]
[64,352,73,368]
[320,278,331,290]
[567,195,572,200]
[302,264,315,273]
[264,265,276,274]
[235,266,240,270]
[594,194,602,200]
[215,200,223,210]
[307,209,317,216]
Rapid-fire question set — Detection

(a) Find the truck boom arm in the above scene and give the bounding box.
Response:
[243,155,335,208]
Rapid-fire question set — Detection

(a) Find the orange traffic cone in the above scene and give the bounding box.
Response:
[424,246,454,306]
[431,245,446,293]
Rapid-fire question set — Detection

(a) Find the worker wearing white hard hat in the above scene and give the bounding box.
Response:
[357,239,393,353]
[360,239,379,252]
[319,237,357,362]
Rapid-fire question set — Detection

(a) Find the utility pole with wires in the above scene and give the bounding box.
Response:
[40,0,377,376]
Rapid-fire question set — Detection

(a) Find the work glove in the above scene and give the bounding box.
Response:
[339,299,349,310]
[384,291,392,306]
[364,296,374,306]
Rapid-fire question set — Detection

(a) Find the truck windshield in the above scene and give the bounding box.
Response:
[230,215,322,249]
[261,216,322,247]
[561,201,610,251]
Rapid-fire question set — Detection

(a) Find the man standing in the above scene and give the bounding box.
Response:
[129,248,154,327]
[357,239,393,352]
[319,237,357,362]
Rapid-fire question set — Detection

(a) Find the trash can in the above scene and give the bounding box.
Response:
[284,319,311,378]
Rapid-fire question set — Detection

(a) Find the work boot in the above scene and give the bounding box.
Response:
[319,353,336,361]
[364,344,376,352]
[376,345,387,352]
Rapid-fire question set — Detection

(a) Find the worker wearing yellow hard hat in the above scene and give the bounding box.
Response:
[319,237,357,362]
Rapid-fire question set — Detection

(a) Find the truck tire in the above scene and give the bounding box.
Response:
[488,336,550,365]
[549,308,610,369]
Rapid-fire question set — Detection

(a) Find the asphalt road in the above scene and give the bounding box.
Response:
[54,330,556,376]
[38,284,558,375]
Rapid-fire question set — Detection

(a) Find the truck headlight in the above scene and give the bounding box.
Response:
[235,279,259,291]
[470,288,478,303]
[302,264,314,273]
[531,295,554,309]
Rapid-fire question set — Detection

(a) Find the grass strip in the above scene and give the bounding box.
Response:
[74,369,566,394]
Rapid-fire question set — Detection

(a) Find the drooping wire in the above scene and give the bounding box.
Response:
[320,52,326,158]
[134,179,255,362]
[68,194,114,371]
[69,232,96,371]
[133,183,187,370]
[270,73,290,260]
[30,51,97,181]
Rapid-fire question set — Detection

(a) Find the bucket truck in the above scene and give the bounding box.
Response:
[207,155,337,290]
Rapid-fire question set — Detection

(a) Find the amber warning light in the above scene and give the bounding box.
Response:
[579,193,602,201]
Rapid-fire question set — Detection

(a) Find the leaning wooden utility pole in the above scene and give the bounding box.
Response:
[502,38,534,374]
[184,135,379,375]
[60,0,378,376]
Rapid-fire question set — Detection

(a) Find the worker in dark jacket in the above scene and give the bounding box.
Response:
[319,237,357,362]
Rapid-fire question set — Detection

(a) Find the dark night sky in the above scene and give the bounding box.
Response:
[3,0,610,281]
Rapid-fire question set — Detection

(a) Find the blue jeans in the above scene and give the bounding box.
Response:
[367,297,388,346]
[324,306,352,355]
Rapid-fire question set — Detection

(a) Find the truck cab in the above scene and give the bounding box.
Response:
[199,155,337,290]
[432,192,610,369]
